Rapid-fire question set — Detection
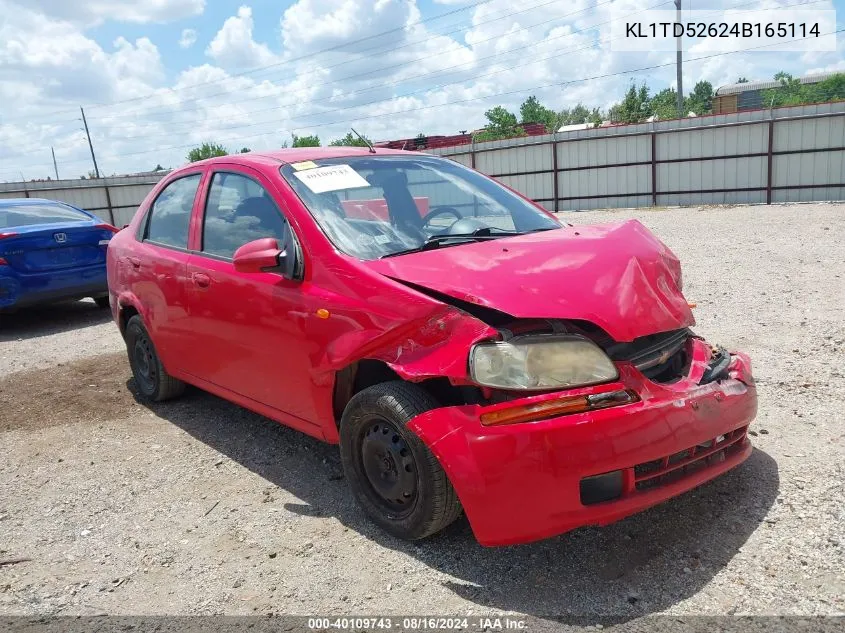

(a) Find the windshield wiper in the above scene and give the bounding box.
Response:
[381,228,520,258]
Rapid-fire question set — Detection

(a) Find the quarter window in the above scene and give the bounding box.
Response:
[202,172,289,259]
[145,174,202,249]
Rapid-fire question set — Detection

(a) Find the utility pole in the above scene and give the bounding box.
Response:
[51,147,59,180]
[675,0,684,117]
[80,106,100,179]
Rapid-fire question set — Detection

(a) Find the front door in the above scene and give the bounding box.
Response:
[183,166,319,427]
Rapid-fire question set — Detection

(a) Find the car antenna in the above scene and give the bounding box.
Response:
[351,128,376,154]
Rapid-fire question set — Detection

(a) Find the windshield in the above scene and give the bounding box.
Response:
[0,203,90,229]
[279,155,561,260]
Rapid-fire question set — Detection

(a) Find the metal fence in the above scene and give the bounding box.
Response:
[428,101,845,211]
[0,173,167,227]
[2,102,843,221]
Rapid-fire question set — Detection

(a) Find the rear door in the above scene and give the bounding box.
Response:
[127,172,205,373]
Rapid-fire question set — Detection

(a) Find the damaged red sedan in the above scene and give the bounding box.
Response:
[107,148,757,546]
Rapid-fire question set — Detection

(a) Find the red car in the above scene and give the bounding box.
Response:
[107,148,757,546]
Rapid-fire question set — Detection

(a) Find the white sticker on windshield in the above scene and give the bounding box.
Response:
[292,164,369,194]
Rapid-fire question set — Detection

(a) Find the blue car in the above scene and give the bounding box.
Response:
[0,198,118,311]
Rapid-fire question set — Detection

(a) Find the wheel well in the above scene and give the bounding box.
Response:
[119,304,139,338]
[332,360,481,425]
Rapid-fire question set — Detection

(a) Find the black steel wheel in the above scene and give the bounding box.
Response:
[340,381,462,540]
[124,315,185,402]
[359,417,418,517]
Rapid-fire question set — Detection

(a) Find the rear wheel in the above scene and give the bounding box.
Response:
[93,295,110,309]
[339,381,462,540]
[125,315,185,402]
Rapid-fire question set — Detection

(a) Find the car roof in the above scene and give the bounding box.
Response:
[0,197,72,207]
[187,146,420,169]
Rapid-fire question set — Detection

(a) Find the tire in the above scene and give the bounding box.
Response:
[93,295,110,309]
[124,315,185,402]
[340,381,462,541]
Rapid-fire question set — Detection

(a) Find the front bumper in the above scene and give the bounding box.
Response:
[409,339,757,546]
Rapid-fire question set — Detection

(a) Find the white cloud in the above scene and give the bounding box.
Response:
[0,0,842,181]
[2,0,205,25]
[206,6,278,69]
[179,28,198,49]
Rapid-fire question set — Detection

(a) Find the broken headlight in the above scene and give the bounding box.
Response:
[469,334,619,390]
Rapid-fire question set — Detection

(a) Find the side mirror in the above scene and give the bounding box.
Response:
[233,238,287,275]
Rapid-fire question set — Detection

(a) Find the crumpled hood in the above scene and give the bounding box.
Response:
[362,220,695,342]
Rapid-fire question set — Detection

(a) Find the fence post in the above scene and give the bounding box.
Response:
[766,118,775,205]
[651,131,657,206]
[103,182,115,225]
[552,138,559,213]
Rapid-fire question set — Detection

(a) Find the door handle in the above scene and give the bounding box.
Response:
[192,272,211,288]
[127,256,141,269]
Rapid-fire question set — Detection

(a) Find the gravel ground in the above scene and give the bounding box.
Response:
[0,202,843,621]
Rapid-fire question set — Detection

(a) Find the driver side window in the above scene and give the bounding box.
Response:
[202,172,289,259]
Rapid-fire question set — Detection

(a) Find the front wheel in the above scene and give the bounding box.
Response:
[124,315,185,402]
[339,381,462,540]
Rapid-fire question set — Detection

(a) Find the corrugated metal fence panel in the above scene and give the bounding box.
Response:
[495,173,554,201]
[446,153,472,167]
[559,165,650,199]
[112,207,138,227]
[773,149,845,188]
[658,156,767,194]
[658,122,767,160]
[557,135,649,169]
[774,116,845,152]
[560,195,652,211]
[773,186,845,203]
[477,144,552,175]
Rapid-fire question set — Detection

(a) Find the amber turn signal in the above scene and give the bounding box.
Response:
[480,389,638,426]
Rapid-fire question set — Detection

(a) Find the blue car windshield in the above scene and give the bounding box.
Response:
[280,155,560,260]
[0,203,90,229]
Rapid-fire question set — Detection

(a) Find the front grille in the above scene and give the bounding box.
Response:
[634,427,748,492]
[605,328,691,383]
[579,426,748,505]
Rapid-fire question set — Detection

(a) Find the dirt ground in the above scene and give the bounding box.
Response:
[1,202,843,621]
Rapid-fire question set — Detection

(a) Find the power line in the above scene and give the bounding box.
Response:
[88,0,602,126]
[87,2,633,141]
[11,27,841,174]
[0,0,500,125]
[82,0,821,142]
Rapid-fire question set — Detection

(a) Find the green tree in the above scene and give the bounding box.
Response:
[556,104,604,128]
[292,134,320,147]
[153,164,164,171]
[239,147,251,153]
[610,83,651,123]
[737,77,749,83]
[475,105,525,142]
[649,88,680,119]
[187,142,228,162]
[519,95,558,132]
[685,80,714,115]
[329,132,372,147]
[763,71,845,107]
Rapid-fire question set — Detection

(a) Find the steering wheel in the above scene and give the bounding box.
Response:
[421,206,462,230]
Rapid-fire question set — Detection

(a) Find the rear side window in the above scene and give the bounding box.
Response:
[202,172,289,259]
[0,203,90,229]
[145,174,202,249]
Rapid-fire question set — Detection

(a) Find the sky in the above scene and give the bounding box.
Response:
[0,0,843,180]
